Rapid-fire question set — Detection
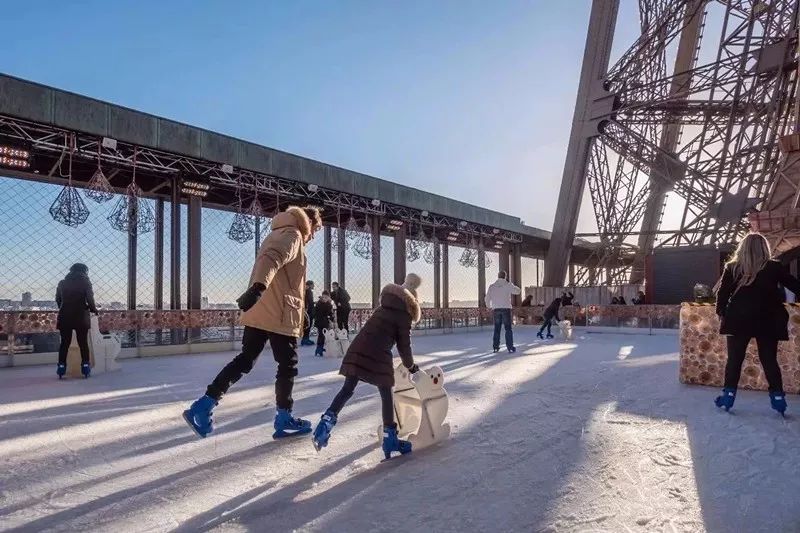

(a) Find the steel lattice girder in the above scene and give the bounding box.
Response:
[568,0,798,284]
[0,114,523,245]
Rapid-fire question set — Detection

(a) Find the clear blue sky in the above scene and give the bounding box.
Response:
[0,1,647,304]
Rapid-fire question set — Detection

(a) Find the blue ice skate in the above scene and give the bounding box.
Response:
[382,425,412,460]
[56,363,66,379]
[508,346,517,353]
[315,345,324,357]
[770,391,787,417]
[81,363,91,378]
[300,339,315,346]
[714,387,736,412]
[183,395,217,438]
[312,410,337,451]
[273,408,312,439]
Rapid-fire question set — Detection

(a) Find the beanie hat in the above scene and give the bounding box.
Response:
[402,273,422,297]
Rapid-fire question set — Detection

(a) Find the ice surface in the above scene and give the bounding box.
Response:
[1,328,798,532]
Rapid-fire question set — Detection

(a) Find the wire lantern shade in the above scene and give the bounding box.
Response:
[352,217,372,259]
[50,185,90,227]
[227,213,254,243]
[107,182,156,235]
[85,167,114,203]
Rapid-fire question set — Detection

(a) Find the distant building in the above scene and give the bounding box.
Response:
[0,299,12,310]
[31,300,57,309]
[21,292,32,307]
[201,296,209,309]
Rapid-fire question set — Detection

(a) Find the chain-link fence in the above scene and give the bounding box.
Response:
[521,256,544,296]
[447,244,479,307]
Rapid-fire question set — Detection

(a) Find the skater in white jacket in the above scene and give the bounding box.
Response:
[485,271,521,353]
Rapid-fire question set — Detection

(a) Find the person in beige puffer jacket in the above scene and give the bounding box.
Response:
[183,205,322,439]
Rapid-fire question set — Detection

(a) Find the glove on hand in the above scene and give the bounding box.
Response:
[236,283,265,312]
[406,364,419,374]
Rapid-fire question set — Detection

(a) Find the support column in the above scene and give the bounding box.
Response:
[544,0,619,286]
[478,242,486,308]
[324,226,332,290]
[371,217,382,307]
[433,242,441,308]
[511,244,522,306]
[254,217,261,259]
[154,198,164,310]
[170,178,181,310]
[337,227,346,287]
[499,244,511,278]
[393,225,406,285]
[442,243,450,308]
[127,225,137,311]
[187,196,202,310]
[569,263,575,287]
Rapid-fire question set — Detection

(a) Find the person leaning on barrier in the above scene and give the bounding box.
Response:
[55,263,98,379]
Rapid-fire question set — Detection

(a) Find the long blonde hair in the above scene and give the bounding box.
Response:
[715,233,771,293]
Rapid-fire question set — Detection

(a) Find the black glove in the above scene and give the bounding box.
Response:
[407,364,419,374]
[236,283,265,312]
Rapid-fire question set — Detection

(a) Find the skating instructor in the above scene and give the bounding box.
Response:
[713,232,800,415]
[183,205,323,438]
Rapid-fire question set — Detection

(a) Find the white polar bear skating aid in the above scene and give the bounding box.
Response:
[558,320,573,341]
[66,316,121,377]
[322,329,345,358]
[378,363,451,450]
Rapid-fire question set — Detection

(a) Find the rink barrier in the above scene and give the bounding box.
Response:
[679,303,800,394]
[0,305,682,366]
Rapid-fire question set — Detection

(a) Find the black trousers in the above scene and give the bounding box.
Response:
[302,309,313,341]
[724,335,782,393]
[337,307,351,332]
[538,316,555,336]
[317,329,326,349]
[327,376,395,427]
[58,328,89,366]
[206,326,299,409]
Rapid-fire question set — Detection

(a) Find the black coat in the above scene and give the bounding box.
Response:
[544,298,562,320]
[305,287,314,313]
[56,272,98,331]
[716,260,800,340]
[314,299,335,330]
[561,292,574,306]
[332,287,351,311]
[339,284,421,387]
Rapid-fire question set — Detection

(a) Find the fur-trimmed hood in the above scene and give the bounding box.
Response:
[380,283,421,324]
[271,206,313,239]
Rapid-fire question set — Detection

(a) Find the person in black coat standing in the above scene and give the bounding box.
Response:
[537,297,562,339]
[331,282,351,332]
[312,274,422,459]
[313,291,335,357]
[713,233,800,415]
[55,263,98,379]
[301,280,315,346]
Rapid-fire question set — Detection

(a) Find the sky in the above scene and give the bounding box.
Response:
[0,0,648,304]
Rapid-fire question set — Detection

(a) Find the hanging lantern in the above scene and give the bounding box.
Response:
[228,175,255,243]
[107,149,155,235]
[51,133,90,227]
[406,239,421,262]
[352,217,372,259]
[345,213,360,243]
[84,143,114,203]
[424,237,439,265]
[227,213,254,243]
[458,236,479,268]
[50,185,90,227]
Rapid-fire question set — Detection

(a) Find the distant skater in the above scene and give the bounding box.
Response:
[55,263,98,379]
[537,297,561,340]
[183,206,322,438]
[713,233,800,415]
[313,291,335,357]
[312,274,422,460]
[485,271,521,353]
[301,280,316,346]
[331,282,352,332]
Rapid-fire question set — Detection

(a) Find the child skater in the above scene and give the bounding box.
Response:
[314,291,335,357]
[312,273,422,459]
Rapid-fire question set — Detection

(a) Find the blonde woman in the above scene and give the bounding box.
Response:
[714,233,800,415]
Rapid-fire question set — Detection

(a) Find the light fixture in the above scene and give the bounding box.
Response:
[387,219,403,231]
[371,199,381,207]
[0,145,30,169]
[182,180,210,197]
[102,137,117,149]
[459,221,467,227]
[421,210,429,217]
[308,183,319,193]
[221,163,234,174]
[492,228,500,234]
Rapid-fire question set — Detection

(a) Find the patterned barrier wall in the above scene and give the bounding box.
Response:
[679,303,800,394]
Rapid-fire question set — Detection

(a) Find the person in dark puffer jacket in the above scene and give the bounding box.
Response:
[55,263,99,379]
[312,273,422,459]
[313,291,335,357]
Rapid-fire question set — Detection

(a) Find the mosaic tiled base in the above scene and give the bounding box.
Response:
[680,303,800,394]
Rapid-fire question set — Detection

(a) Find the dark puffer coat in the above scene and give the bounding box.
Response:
[716,260,800,340]
[314,298,335,331]
[544,297,562,321]
[339,283,421,387]
[55,272,98,330]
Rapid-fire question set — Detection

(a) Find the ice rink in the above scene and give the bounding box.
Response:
[1,328,799,532]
